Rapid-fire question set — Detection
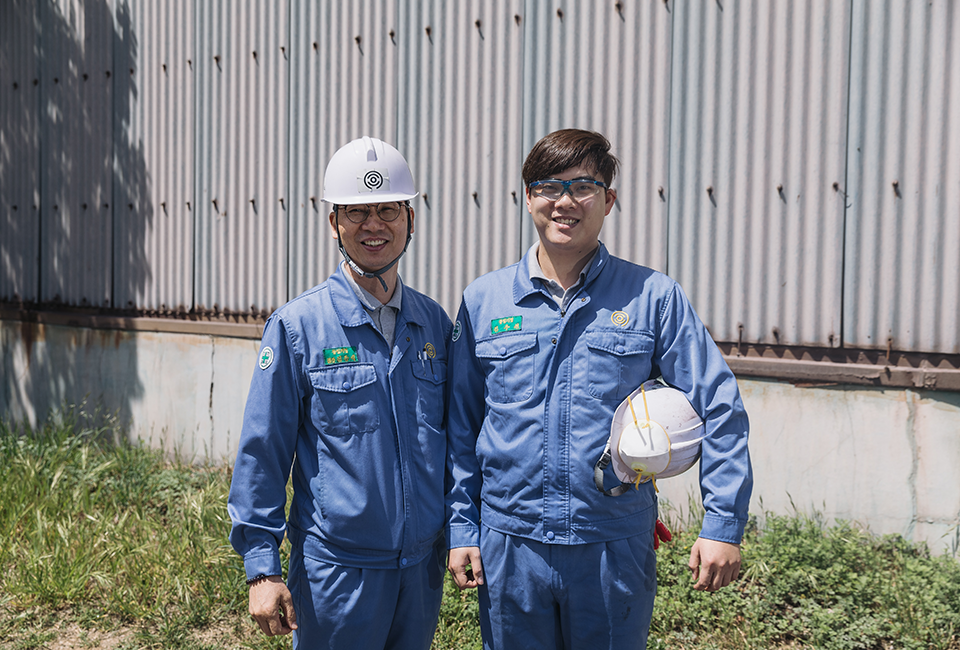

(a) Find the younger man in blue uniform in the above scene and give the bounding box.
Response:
[445,129,753,649]
[229,137,451,649]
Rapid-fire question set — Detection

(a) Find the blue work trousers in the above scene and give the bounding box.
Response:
[478,526,657,650]
[289,537,445,649]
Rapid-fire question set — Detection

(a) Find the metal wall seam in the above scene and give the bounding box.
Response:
[288,0,399,301]
[669,0,850,347]
[113,0,195,315]
[520,0,673,275]
[195,0,289,316]
[844,0,960,354]
[39,0,116,307]
[396,0,525,317]
[0,0,41,303]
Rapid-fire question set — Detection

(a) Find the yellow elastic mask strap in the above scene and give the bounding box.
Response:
[629,384,662,493]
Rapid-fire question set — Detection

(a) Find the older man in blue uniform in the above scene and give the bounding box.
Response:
[445,129,753,649]
[229,137,451,649]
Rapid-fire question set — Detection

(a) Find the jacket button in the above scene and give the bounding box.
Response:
[616,345,625,354]
[546,531,555,540]
[499,346,507,356]
[342,382,351,390]
[401,557,408,566]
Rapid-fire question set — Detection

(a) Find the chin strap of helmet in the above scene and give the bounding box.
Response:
[335,204,413,293]
[594,440,633,497]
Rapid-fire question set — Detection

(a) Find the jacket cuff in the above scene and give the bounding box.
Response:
[699,512,747,544]
[243,550,283,582]
[446,523,481,549]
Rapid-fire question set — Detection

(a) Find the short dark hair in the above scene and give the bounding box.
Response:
[521,129,620,188]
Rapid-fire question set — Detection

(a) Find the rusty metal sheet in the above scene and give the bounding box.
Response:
[288,0,399,300]
[0,0,41,303]
[39,0,117,307]
[396,0,525,316]
[112,0,195,315]
[194,0,289,316]
[668,0,850,347]
[844,0,960,354]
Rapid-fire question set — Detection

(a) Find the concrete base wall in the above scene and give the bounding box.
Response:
[3,319,959,555]
[1,319,258,464]
[657,378,960,556]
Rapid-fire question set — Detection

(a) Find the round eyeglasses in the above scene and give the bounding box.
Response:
[527,178,607,202]
[340,202,405,224]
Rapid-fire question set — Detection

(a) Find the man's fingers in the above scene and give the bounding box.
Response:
[688,537,742,591]
[279,588,298,631]
[447,546,483,590]
[249,577,296,636]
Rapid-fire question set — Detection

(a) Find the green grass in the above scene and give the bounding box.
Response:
[1,406,958,649]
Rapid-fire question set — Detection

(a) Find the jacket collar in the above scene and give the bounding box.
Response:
[329,262,426,329]
[513,242,610,304]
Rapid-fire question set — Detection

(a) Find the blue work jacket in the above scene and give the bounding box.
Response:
[445,244,752,549]
[229,264,452,577]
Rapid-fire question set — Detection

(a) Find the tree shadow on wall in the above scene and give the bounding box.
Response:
[0,0,150,439]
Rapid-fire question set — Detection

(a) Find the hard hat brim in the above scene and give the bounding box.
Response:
[323,191,419,206]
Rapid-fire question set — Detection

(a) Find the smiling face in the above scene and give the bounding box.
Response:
[525,163,617,264]
[328,202,415,276]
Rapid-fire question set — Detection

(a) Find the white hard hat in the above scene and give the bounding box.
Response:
[322,136,418,205]
[595,379,704,496]
[611,379,704,482]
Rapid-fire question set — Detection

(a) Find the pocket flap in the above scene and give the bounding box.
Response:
[308,363,378,393]
[475,333,538,359]
[585,329,654,356]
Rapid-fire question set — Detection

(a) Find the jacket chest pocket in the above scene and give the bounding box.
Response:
[584,329,655,401]
[475,333,538,404]
[308,363,380,436]
[411,359,447,430]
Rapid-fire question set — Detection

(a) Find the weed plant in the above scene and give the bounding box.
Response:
[2,408,959,649]
[652,507,960,649]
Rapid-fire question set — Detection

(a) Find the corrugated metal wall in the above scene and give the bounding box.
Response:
[288,0,399,301]
[1,0,958,356]
[520,0,673,274]
[396,0,524,312]
[39,0,116,307]
[113,0,195,314]
[194,0,289,316]
[844,0,960,354]
[0,0,41,303]
[669,0,850,347]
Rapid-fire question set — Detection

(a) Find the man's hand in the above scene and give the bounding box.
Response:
[249,575,298,636]
[447,546,484,590]
[688,537,741,592]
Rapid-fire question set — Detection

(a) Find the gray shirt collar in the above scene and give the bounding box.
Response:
[342,264,403,348]
[527,242,599,310]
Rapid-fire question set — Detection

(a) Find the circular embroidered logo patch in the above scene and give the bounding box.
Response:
[424,342,437,358]
[259,346,275,370]
[451,320,462,342]
[611,311,630,327]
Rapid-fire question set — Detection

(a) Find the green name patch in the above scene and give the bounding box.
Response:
[324,346,358,365]
[491,316,523,335]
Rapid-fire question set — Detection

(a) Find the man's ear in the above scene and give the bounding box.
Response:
[328,211,338,239]
[604,188,617,216]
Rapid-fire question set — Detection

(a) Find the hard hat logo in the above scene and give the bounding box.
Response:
[360,169,389,193]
